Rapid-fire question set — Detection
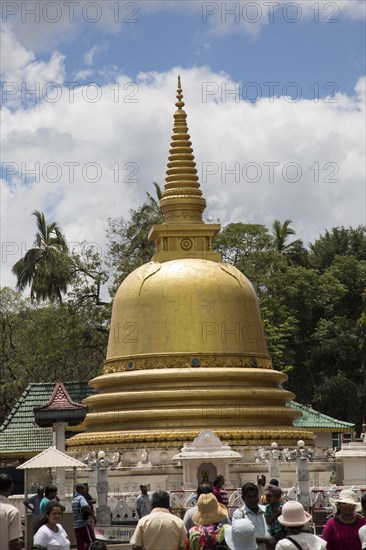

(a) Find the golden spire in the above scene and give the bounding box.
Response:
[149,77,221,262]
[159,75,206,224]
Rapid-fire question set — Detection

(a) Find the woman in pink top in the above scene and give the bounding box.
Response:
[322,490,366,550]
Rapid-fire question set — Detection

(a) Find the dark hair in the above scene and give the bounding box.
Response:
[197,484,213,497]
[213,477,223,487]
[90,542,107,550]
[0,473,13,492]
[269,478,279,486]
[44,484,57,497]
[75,483,86,493]
[361,492,366,510]
[35,500,62,533]
[151,490,170,509]
[241,482,258,498]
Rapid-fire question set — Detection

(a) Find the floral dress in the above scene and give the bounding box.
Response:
[184,522,228,550]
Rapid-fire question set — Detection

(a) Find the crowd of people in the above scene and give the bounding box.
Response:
[1,472,366,550]
[131,476,366,550]
[0,473,103,550]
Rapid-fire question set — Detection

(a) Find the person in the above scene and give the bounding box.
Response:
[232,482,275,550]
[72,482,95,550]
[358,492,366,548]
[265,485,285,542]
[33,500,70,549]
[224,518,258,550]
[217,475,229,507]
[83,484,96,510]
[40,484,58,516]
[83,483,96,526]
[184,492,229,549]
[257,475,267,500]
[136,484,151,519]
[275,501,326,549]
[269,480,279,487]
[323,489,366,550]
[213,476,228,506]
[0,473,22,550]
[183,484,221,531]
[362,492,366,518]
[131,490,186,550]
[24,485,44,529]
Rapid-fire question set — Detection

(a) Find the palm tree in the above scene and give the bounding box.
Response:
[270,219,303,254]
[12,210,71,303]
[141,181,163,221]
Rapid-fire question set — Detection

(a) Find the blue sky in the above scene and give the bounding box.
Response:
[1,1,365,291]
[28,1,365,96]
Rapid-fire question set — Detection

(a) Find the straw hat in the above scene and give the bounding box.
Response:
[330,490,362,512]
[224,519,258,550]
[192,493,228,525]
[278,501,312,527]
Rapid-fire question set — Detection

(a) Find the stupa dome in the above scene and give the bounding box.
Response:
[105,258,270,369]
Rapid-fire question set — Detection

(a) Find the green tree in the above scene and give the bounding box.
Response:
[309,226,366,270]
[313,372,361,425]
[0,287,109,425]
[12,211,71,303]
[107,184,163,295]
[270,219,303,255]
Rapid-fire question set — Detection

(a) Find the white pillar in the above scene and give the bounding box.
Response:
[52,423,67,504]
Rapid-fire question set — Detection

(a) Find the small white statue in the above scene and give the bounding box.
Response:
[269,442,280,479]
[140,449,149,463]
[84,451,97,471]
[110,452,121,470]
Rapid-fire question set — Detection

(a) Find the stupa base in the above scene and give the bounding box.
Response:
[67,427,314,452]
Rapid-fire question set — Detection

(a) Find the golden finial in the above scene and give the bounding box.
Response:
[176,75,184,110]
[157,76,206,225]
[148,78,221,262]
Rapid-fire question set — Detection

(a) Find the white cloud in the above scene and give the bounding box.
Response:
[1,27,65,107]
[84,45,103,67]
[74,69,94,81]
[1,66,365,294]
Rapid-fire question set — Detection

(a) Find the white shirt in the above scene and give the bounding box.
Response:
[232,504,269,550]
[359,524,366,549]
[0,494,22,549]
[33,523,70,550]
[275,532,327,550]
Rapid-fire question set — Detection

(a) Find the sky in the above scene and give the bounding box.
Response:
[1,0,365,293]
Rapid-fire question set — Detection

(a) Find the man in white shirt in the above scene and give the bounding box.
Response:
[136,484,151,519]
[232,482,276,550]
[0,473,22,550]
[131,490,186,550]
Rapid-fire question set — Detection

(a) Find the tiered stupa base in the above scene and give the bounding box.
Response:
[66,367,313,452]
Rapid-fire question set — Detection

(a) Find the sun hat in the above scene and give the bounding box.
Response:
[224,518,258,550]
[278,501,312,527]
[192,493,228,525]
[330,489,361,512]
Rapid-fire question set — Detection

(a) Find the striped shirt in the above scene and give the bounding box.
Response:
[72,493,90,529]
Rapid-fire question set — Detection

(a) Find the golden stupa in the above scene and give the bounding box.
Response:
[67,78,313,451]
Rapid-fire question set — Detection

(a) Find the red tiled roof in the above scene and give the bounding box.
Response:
[36,382,86,411]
